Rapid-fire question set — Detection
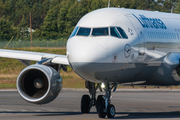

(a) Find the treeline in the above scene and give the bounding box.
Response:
[0,0,180,40]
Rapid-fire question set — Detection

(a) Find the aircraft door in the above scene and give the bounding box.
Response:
[126,15,145,55]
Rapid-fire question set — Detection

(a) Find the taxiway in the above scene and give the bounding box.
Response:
[1,89,180,120]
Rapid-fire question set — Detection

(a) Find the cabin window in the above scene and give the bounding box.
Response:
[76,27,91,36]
[69,27,79,38]
[117,27,128,39]
[92,28,109,36]
[110,27,121,38]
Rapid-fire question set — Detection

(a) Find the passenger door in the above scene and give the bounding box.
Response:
[126,15,145,55]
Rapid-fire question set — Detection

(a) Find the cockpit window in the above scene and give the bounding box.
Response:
[117,27,128,39]
[92,28,109,36]
[76,27,91,36]
[110,27,121,38]
[70,26,128,39]
[69,27,79,38]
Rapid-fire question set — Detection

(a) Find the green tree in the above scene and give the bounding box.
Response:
[91,0,105,11]
[0,17,15,40]
[65,0,88,37]
[17,16,29,40]
[0,0,180,40]
[57,0,73,37]
[33,28,41,38]
[175,0,180,13]
[41,8,58,38]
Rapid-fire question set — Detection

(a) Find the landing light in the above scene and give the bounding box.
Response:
[101,83,105,89]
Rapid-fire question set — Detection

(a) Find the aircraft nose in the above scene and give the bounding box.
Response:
[67,41,106,64]
[67,39,106,79]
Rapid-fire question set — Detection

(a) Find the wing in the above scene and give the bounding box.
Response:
[0,49,69,65]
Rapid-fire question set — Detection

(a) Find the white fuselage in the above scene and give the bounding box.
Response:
[67,8,180,86]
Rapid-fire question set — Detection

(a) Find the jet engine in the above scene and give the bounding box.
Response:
[16,64,62,104]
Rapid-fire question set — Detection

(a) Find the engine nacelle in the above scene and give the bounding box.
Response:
[17,64,62,104]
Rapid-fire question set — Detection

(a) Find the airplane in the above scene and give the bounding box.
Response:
[0,7,180,118]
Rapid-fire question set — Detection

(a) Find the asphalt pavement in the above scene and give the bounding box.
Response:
[1,89,180,120]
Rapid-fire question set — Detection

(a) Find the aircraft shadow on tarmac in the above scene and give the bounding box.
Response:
[1,111,180,119]
[114,111,180,119]
[37,111,180,119]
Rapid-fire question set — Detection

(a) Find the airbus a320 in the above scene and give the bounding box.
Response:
[1,7,180,118]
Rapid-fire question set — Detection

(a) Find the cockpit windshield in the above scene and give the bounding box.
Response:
[69,27,79,38]
[110,27,121,38]
[76,28,91,36]
[70,26,128,39]
[117,27,128,39]
[92,28,109,36]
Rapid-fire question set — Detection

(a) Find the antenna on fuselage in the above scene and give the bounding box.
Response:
[108,0,110,8]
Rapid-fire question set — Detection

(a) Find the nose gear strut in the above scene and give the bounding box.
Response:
[97,83,116,118]
[81,81,117,118]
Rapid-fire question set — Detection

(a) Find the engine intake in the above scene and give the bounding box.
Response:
[17,64,62,104]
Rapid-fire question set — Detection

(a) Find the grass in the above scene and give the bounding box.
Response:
[0,73,85,89]
[0,84,16,89]
[9,47,67,55]
[61,73,85,88]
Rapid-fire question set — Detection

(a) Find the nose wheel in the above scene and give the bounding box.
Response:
[81,81,117,118]
[81,95,90,113]
[107,104,116,118]
[97,83,116,118]
[81,82,96,114]
[97,103,115,118]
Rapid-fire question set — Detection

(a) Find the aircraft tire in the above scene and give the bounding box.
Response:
[107,104,115,118]
[81,95,90,113]
[96,95,104,111]
[97,104,106,118]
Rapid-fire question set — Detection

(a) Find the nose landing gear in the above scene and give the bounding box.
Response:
[97,83,116,118]
[81,81,117,118]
